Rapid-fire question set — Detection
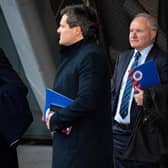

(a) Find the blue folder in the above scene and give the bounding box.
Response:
[129,60,160,89]
[43,88,73,121]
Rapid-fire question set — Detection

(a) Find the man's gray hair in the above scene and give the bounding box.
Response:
[134,13,158,31]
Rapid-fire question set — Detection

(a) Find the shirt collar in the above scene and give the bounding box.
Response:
[134,44,153,57]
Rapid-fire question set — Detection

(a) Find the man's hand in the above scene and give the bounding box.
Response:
[46,110,54,130]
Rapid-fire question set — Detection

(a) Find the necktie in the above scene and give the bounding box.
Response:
[119,51,141,118]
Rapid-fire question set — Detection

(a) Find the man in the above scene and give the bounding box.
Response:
[0,48,33,167]
[111,13,168,168]
[46,4,112,168]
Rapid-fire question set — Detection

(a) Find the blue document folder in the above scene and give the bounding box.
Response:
[129,60,160,89]
[43,88,73,121]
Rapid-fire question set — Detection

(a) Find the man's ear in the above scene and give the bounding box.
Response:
[151,30,157,42]
[74,26,82,35]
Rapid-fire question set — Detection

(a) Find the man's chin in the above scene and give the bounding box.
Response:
[130,44,139,49]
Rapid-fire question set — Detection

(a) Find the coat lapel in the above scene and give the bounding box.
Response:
[117,50,134,91]
[145,46,158,61]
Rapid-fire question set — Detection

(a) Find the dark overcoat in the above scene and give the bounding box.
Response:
[0,48,33,167]
[49,40,112,168]
[124,84,168,163]
[0,48,33,145]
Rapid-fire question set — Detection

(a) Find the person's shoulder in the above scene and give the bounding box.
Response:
[78,40,102,57]
[78,40,105,62]
[0,48,12,68]
[152,46,168,63]
[120,49,133,55]
[117,49,133,60]
[81,40,98,50]
[152,46,168,56]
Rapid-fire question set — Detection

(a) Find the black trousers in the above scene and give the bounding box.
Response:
[112,124,159,168]
[0,144,18,168]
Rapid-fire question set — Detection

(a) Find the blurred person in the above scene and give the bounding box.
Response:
[0,48,33,168]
